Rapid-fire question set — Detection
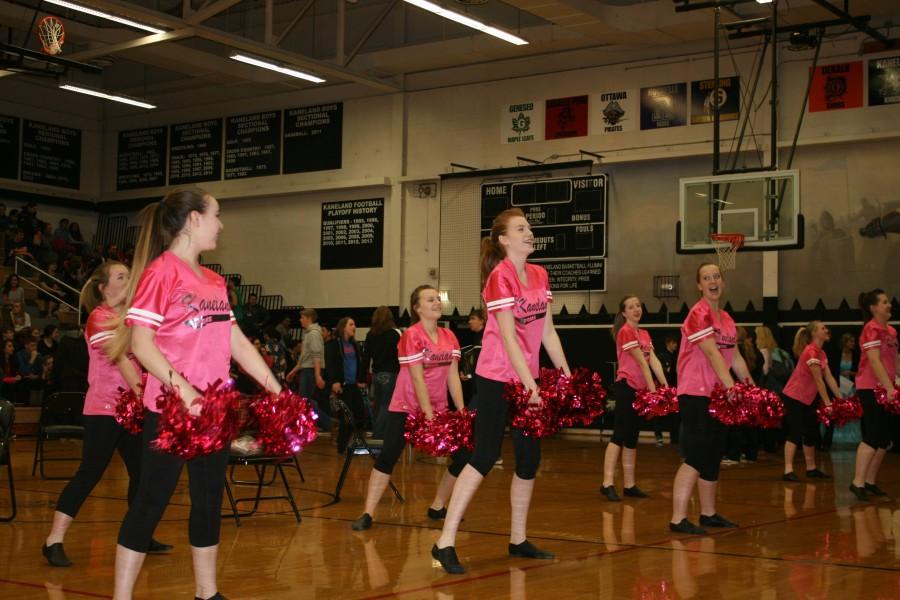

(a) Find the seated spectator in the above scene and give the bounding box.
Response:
[38,262,64,316]
[6,229,35,266]
[0,339,21,403]
[9,301,31,333]
[68,221,86,251]
[39,324,59,356]
[227,277,243,322]
[2,274,25,308]
[262,326,288,382]
[275,315,293,346]
[42,354,56,396]
[17,337,44,403]
[33,225,58,267]
[241,293,269,339]
[52,218,72,245]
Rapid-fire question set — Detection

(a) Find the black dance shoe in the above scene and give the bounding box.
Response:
[782,472,800,482]
[432,545,466,574]
[699,513,738,528]
[669,519,706,535]
[194,594,227,600]
[623,486,648,498]
[864,483,888,497]
[600,485,621,502]
[848,483,869,501]
[508,540,554,559]
[351,513,373,531]
[147,538,174,554]
[427,507,447,520]
[42,542,72,567]
[805,468,830,479]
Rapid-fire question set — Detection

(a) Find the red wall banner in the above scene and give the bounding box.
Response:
[809,61,863,112]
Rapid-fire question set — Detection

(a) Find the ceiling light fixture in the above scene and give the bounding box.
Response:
[59,83,156,109]
[229,52,326,83]
[755,0,773,4]
[402,0,528,45]
[43,0,166,34]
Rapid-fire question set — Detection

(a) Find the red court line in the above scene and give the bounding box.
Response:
[0,577,113,598]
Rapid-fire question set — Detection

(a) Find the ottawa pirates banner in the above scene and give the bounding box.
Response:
[591,89,637,134]
[500,101,544,144]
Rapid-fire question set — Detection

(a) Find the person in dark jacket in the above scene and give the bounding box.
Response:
[363,307,401,439]
[824,332,861,450]
[326,317,368,453]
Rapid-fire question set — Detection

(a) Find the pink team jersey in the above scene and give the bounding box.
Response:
[783,343,827,406]
[476,258,552,382]
[676,298,737,397]
[857,320,898,390]
[388,322,461,414]
[616,323,654,390]
[84,304,139,417]
[125,251,235,413]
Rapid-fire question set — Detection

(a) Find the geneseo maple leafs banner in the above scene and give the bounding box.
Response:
[500,101,544,144]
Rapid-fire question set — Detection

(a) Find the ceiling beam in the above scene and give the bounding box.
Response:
[275,0,316,46]
[65,28,195,62]
[808,0,891,46]
[186,0,243,25]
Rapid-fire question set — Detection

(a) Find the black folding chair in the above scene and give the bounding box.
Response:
[0,399,15,521]
[332,395,404,504]
[32,392,85,480]
[223,448,302,527]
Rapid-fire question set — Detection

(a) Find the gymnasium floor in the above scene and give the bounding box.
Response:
[1,434,898,599]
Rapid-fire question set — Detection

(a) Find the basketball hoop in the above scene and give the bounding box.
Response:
[710,233,744,271]
[37,16,65,56]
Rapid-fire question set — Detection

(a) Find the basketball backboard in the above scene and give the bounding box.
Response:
[676,169,803,253]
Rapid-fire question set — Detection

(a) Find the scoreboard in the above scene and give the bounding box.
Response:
[481,174,607,291]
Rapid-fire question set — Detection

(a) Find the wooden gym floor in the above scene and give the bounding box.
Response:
[1,434,898,599]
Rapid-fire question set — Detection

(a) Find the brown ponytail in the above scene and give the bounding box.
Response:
[858,288,886,322]
[480,208,525,288]
[79,261,126,313]
[612,295,639,340]
[106,189,209,361]
[792,321,819,359]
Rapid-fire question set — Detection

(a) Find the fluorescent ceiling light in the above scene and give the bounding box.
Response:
[44,0,166,34]
[755,0,773,4]
[59,83,156,109]
[402,0,528,46]
[229,53,326,83]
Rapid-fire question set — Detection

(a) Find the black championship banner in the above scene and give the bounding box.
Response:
[320,198,384,270]
[868,55,900,106]
[224,111,281,180]
[691,76,740,124]
[21,119,81,189]
[0,115,19,181]
[284,103,343,173]
[117,127,167,190]
[168,119,223,185]
[640,83,688,130]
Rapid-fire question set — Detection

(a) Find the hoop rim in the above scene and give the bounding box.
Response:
[37,15,65,55]
[710,233,745,249]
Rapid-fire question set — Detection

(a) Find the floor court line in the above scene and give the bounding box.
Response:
[0,577,113,599]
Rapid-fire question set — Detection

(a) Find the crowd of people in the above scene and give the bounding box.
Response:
[21,190,896,595]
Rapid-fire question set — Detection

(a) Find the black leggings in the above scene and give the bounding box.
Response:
[610,380,642,449]
[56,415,141,517]
[678,394,727,482]
[118,411,229,551]
[467,376,541,479]
[374,411,469,477]
[859,389,891,450]
[783,394,820,447]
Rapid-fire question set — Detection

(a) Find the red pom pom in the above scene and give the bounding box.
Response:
[874,385,900,415]
[151,379,242,459]
[114,387,144,434]
[505,369,563,438]
[250,389,318,455]
[708,383,781,427]
[557,368,607,427]
[404,410,475,457]
[817,395,863,427]
[634,386,679,419]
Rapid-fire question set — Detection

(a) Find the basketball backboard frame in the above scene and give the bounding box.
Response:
[676,169,803,253]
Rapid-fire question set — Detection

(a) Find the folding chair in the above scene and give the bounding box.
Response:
[0,399,15,521]
[223,448,302,527]
[332,395,404,504]
[32,392,85,480]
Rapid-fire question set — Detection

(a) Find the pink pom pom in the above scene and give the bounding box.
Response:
[748,387,784,429]
[634,386,679,419]
[151,379,242,460]
[817,395,863,427]
[558,368,607,427]
[404,410,475,457]
[505,369,565,438]
[709,383,784,428]
[114,387,144,434]
[874,385,900,415]
[250,389,318,455]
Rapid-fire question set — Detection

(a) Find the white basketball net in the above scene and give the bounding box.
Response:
[713,242,738,270]
[38,17,64,56]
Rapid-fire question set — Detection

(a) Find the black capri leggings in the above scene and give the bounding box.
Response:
[782,394,820,447]
[678,394,727,482]
[118,411,229,552]
[374,411,469,477]
[56,415,142,518]
[467,376,541,479]
[610,379,642,449]
[859,389,891,450]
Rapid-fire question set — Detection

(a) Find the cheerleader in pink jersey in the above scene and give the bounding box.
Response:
[351,285,469,530]
[42,263,171,567]
[781,322,841,482]
[849,289,899,500]
[601,295,669,501]
[433,208,571,575]
[109,190,281,600]
[669,263,753,535]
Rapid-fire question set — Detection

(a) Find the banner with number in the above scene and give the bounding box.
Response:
[501,101,543,144]
[691,76,740,124]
